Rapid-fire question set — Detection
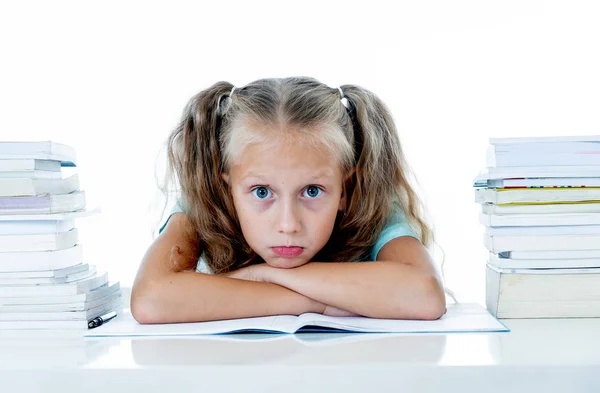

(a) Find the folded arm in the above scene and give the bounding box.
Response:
[131,214,327,324]
[248,236,447,320]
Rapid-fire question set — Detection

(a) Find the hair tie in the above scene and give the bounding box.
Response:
[337,86,350,109]
[217,86,237,116]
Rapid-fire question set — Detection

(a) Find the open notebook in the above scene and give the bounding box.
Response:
[86,303,508,337]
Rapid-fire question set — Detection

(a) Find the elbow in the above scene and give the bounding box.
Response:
[415,275,447,320]
[130,281,165,325]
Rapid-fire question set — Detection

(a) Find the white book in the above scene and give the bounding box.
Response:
[0,244,83,273]
[0,170,62,179]
[475,187,600,205]
[86,303,508,337]
[0,228,78,253]
[0,191,85,215]
[488,165,600,175]
[0,263,89,279]
[0,219,75,235]
[0,265,96,285]
[0,207,100,221]
[0,159,61,172]
[501,249,600,260]
[0,308,121,330]
[485,225,600,236]
[0,296,122,322]
[485,263,600,318]
[488,252,600,269]
[481,202,600,215]
[474,167,600,187]
[486,138,600,167]
[481,177,600,188]
[0,174,79,197]
[489,135,600,145]
[0,290,121,313]
[480,212,600,227]
[0,272,108,297]
[0,141,76,167]
[487,152,600,168]
[483,233,600,253]
[0,281,120,306]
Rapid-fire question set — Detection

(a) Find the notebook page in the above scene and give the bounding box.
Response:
[294,303,508,334]
[89,313,295,336]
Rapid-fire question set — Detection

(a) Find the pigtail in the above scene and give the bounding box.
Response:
[166,81,257,274]
[338,85,432,248]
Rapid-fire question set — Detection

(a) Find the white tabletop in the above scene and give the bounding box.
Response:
[1,314,599,393]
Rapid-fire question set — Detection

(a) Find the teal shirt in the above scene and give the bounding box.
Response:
[159,200,419,272]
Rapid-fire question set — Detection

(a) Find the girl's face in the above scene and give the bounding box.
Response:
[224,127,346,269]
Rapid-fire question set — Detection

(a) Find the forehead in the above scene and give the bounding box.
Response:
[227,119,343,179]
[234,139,341,180]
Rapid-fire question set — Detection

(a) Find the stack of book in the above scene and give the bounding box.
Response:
[473,135,600,318]
[0,141,121,329]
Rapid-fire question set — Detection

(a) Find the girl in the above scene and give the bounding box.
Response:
[131,77,446,324]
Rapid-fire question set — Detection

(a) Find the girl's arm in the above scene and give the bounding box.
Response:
[233,237,446,320]
[130,213,327,324]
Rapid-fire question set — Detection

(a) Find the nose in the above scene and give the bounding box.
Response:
[277,200,302,234]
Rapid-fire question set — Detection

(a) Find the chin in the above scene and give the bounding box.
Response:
[265,258,310,269]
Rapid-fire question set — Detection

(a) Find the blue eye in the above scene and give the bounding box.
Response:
[252,186,271,199]
[303,186,323,199]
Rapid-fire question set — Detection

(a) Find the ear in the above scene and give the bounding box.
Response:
[221,173,230,184]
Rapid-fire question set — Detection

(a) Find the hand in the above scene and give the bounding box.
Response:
[322,305,360,317]
[223,263,274,283]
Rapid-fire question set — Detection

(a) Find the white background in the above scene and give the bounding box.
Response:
[1,1,599,303]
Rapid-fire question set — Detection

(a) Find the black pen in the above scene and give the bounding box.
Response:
[88,310,118,329]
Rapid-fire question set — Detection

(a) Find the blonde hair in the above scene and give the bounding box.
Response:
[159,77,432,274]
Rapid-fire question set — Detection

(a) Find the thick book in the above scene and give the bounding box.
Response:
[0,159,61,172]
[486,263,600,318]
[481,202,600,215]
[0,170,62,180]
[0,265,96,285]
[487,152,600,168]
[0,228,78,253]
[0,296,122,322]
[0,263,88,280]
[0,218,75,235]
[0,141,76,167]
[474,166,600,188]
[0,272,108,297]
[475,187,600,205]
[500,249,600,260]
[0,207,99,222]
[0,244,83,273]
[484,232,600,253]
[479,212,600,227]
[85,303,508,337]
[489,135,600,145]
[488,252,600,269]
[0,191,85,215]
[0,290,121,313]
[0,174,79,197]
[481,177,600,188]
[0,281,120,306]
[0,306,122,330]
[485,137,600,168]
[485,224,600,237]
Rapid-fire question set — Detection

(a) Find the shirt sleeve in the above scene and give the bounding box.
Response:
[370,207,420,261]
[158,199,185,235]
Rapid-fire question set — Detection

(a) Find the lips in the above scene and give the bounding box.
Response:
[272,246,304,257]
